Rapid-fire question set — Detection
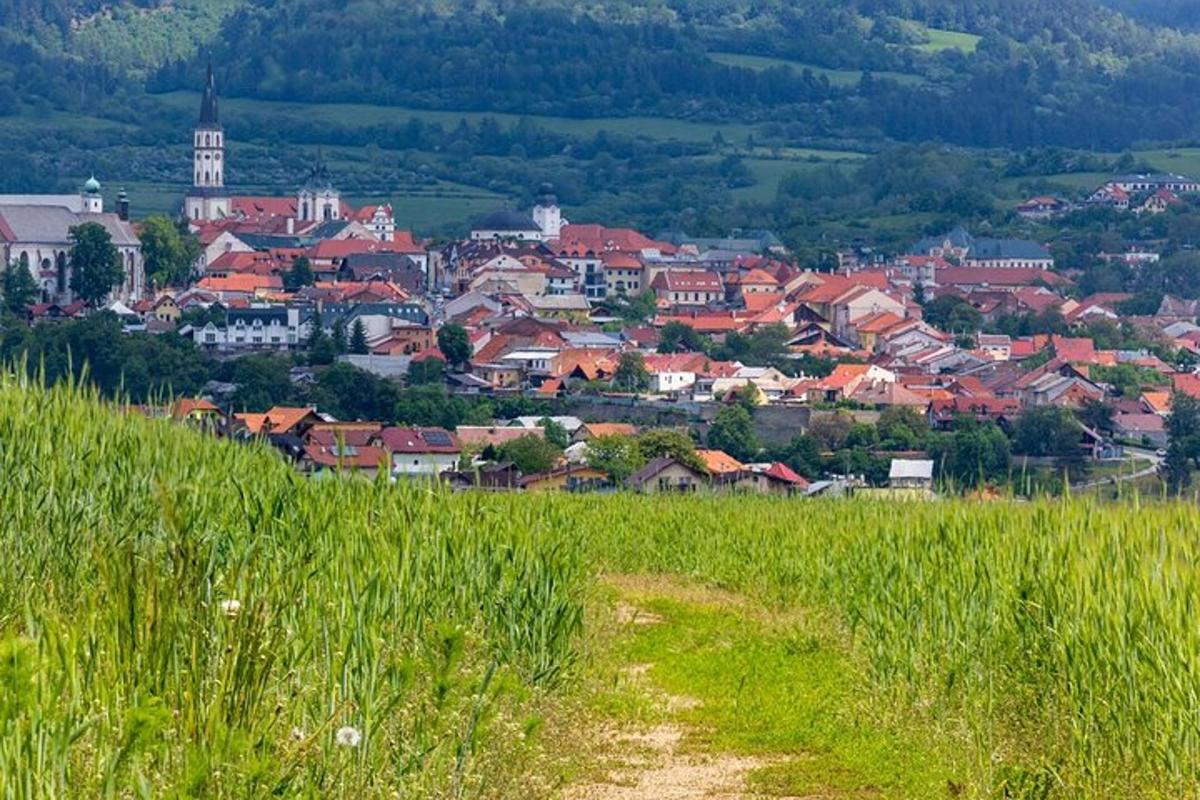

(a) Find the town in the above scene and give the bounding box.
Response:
[5,68,1200,497]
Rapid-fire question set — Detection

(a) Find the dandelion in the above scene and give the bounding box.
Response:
[335,726,361,748]
[219,599,241,618]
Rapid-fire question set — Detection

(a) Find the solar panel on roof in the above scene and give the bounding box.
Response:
[423,430,453,447]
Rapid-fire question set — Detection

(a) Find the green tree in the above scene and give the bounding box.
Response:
[658,321,710,354]
[707,404,760,462]
[284,256,314,291]
[1012,406,1087,478]
[68,222,123,306]
[1165,392,1200,494]
[307,324,337,366]
[3,253,38,314]
[634,428,705,472]
[876,406,928,450]
[227,354,295,411]
[496,434,562,474]
[437,324,471,369]
[612,351,650,392]
[349,319,369,354]
[585,434,644,482]
[406,358,445,386]
[922,295,981,336]
[539,416,570,449]
[139,215,199,288]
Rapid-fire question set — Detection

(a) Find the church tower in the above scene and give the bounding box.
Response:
[297,154,341,224]
[184,63,230,222]
[532,182,566,240]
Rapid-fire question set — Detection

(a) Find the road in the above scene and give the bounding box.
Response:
[1072,447,1164,490]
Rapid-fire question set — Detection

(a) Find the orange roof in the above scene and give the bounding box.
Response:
[695,449,745,475]
[853,311,905,335]
[582,422,638,438]
[240,406,320,435]
[820,364,871,390]
[306,239,396,260]
[234,412,268,435]
[739,268,779,286]
[1141,391,1171,415]
[171,398,220,420]
[1051,335,1096,364]
[1172,374,1200,400]
[195,274,282,293]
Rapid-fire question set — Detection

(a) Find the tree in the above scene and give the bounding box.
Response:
[437,324,471,369]
[226,354,295,411]
[496,434,562,474]
[634,428,705,472]
[284,256,314,291]
[612,351,650,392]
[707,404,760,462]
[877,406,928,450]
[658,321,710,354]
[407,358,445,386]
[307,324,337,366]
[808,411,855,451]
[139,215,199,288]
[349,319,369,354]
[928,419,1010,489]
[1165,392,1200,494]
[539,416,570,449]
[922,295,981,336]
[68,223,123,306]
[1012,406,1087,478]
[586,434,644,482]
[3,253,38,314]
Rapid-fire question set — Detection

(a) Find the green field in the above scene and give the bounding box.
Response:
[915,26,982,53]
[708,51,926,86]
[152,91,764,146]
[6,376,1200,796]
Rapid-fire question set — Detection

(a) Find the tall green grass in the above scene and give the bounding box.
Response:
[4,374,1200,797]
[0,373,583,798]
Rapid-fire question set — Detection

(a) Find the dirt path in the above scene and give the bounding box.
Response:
[564,596,773,800]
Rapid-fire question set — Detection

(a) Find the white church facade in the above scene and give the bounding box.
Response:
[0,178,145,304]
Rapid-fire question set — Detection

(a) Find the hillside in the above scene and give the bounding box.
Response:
[6,376,1200,796]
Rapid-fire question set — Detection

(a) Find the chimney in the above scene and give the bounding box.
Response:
[286,217,295,235]
[117,188,129,222]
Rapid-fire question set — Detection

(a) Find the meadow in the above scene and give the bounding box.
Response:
[4,375,1200,797]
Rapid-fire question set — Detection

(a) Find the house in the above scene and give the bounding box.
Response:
[977,334,1012,361]
[519,465,610,492]
[193,306,305,351]
[574,422,639,442]
[302,441,389,479]
[441,463,523,491]
[1113,413,1167,448]
[912,228,1053,270]
[235,406,324,438]
[626,457,706,493]
[1016,196,1070,219]
[650,270,723,307]
[695,449,745,476]
[713,462,808,495]
[888,459,934,490]
[470,209,545,242]
[170,398,223,426]
[379,426,461,478]
[816,364,896,402]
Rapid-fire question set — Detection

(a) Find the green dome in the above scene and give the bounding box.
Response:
[83,176,101,194]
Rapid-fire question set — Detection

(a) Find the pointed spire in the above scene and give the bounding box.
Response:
[199,58,220,128]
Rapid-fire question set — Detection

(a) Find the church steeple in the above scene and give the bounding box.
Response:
[198,61,220,129]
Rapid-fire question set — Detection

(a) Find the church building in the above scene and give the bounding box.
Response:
[0,177,145,304]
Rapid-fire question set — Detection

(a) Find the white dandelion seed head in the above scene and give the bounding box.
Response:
[220,599,241,618]
[335,726,361,748]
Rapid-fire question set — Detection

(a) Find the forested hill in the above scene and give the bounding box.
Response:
[8,0,1200,149]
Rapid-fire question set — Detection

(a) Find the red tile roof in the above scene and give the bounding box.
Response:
[379,426,461,454]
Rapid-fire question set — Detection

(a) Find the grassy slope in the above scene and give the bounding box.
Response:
[708,52,926,87]
[5,379,1200,796]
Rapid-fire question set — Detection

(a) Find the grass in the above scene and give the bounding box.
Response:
[708,51,926,87]
[151,91,764,146]
[598,576,965,797]
[914,27,982,54]
[7,376,1200,796]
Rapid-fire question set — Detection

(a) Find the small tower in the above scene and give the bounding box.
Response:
[297,155,341,223]
[532,182,565,240]
[81,176,103,214]
[184,62,230,222]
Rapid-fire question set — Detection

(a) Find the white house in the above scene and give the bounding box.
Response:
[193,306,305,351]
[380,427,461,478]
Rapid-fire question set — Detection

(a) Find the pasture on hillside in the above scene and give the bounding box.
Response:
[2,375,1200,797]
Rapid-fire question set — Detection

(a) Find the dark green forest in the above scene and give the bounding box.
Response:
[6,0,1200,247]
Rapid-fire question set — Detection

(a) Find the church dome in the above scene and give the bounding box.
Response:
[83,176,101,194]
